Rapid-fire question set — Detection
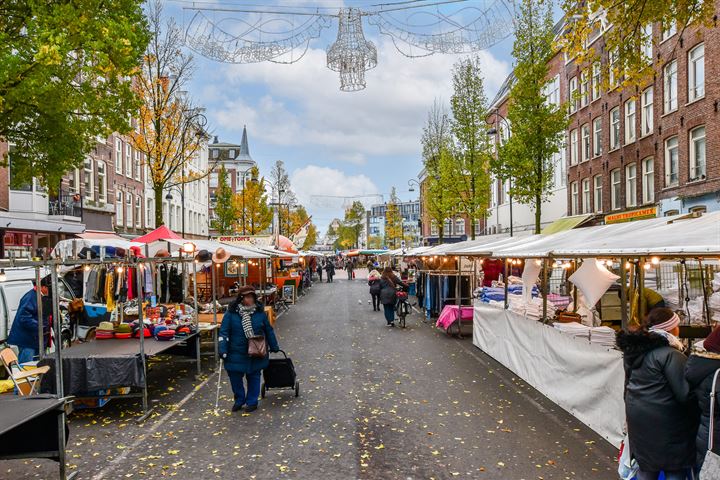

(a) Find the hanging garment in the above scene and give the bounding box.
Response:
[85,269,99,303]
[168,266,183,302]
[159,264,169,303]
[105,272,115,313]
[96,268,107,303]
[144,264,154,296]
[127,267,134,300]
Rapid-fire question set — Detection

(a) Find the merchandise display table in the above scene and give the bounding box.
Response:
[436,305,474,331]
[473,302,624,447]
[0,395,74,479]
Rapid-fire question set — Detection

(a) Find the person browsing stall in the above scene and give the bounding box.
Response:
[7,277,52,363]
[219,285,279,413]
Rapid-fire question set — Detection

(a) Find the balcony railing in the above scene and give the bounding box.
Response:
[49,192,83,218]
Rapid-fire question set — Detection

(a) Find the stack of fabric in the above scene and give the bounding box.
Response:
[525,298,544,321]
[589,326,617,346]
[508,295,526,316]
[552,321,591,340]
[547,293,571,311]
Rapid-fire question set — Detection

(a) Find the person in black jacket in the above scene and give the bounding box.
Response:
[616,307,698,480]
[367,270,381,311]
[686,327,720,471]
[378,267,407,327]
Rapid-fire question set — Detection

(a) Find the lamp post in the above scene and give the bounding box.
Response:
[486,110,513,236]
[408,179,421,246]
[165,185,185,238]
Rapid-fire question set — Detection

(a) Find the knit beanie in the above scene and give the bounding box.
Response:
[646,307,680,333]
[703,327,720,353]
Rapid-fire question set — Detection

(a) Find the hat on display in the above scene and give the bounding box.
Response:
[99,321,115,332]
[115,332,132,339]
[156,329,175,341]
[212,247,230,264]
[155,249,171,258]
[129,245,145,258]
[115,323,132,334]
[195,250,212,263]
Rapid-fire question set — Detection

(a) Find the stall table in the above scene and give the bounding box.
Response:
[0,395,74,479]
[436,305,474,336]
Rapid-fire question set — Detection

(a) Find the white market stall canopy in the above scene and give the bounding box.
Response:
[149,239,270,259]
[52,237,139,259]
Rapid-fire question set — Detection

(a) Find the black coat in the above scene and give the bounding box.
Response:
[368,278,381,295]
[685,352,720,468]
[616,330,698,472]
[379,278,397,305]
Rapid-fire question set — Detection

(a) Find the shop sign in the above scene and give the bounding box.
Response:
[604,206,657,224]
[216,235,274,247]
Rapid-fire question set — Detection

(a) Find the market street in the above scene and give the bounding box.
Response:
[4,273,617,480]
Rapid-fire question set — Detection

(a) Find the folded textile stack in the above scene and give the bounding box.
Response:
[552,321,591,340]
[525,298,544,320]
[547,293,571,311]
[508,295,526,316]
[589,326,617,346]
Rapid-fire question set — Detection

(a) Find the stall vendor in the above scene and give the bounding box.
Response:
[643,288,666,311]
[7,277,52,363]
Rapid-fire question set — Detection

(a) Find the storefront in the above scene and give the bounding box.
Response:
[0,214,85,259]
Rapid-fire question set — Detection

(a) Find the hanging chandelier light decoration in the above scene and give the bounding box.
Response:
[181,0,516,92]
[326,8,377,92]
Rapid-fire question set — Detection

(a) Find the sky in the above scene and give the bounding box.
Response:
[164,0,517,234]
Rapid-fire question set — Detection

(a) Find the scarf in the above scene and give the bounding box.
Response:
[239,304,256,339]
[650,328,685,352]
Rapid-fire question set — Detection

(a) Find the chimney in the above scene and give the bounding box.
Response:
[213,135,219,144]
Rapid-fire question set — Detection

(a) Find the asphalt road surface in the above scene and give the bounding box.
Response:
[4,272,617,479]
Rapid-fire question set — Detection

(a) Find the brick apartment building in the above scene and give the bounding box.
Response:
[566,15,720,220]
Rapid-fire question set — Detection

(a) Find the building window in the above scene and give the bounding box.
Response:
[580,70,589,107]
[571,181,578,215]
[642,157,654,204]
[126,192,133,227]
[594,175,603,213]
[690,205,707,214]
[430,220,438,236]
[135,196,142,228]
[661,21,676,42]
[211,149,219,159]
[625,163,637,207]
[581,124,590,162]
[97,161,107,203]
[625,99,636,144]
[641,24,653,60]
[474,219,481,235]
[582,178,591,214]
[116,190,124,225]
[569,76,578,113]
[68,168,80,194]
[125,144,132,177]
[609,48,619,87]
[641,87,653,137]
[556,149,567,187]
[591,62,601,101]
[545,75,560,107]
[664,136,679,186]
[688,43,705,102]
[455,218,465,235]
[609,107,620,150]
[592,117,602,157]
[134,151,141,181]
[611,169,622,210]
[663,60,677,113]
[115,139,122,174]
[147,198,154,229]
[228,149,235,159]
[83,157,94,200]
[689,126,706,180]
[570,129,578,165]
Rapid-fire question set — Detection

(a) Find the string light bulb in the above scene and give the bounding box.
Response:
[605,260,614,267]
[643,262,651,270]
[84,264,91,272]
[625,262,632,270]
[651,256,660,265]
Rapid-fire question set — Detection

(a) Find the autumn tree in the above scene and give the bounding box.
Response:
[211,166,236,235]
[561,0,714,90]
[269,160,297,237]
[494,0,568,234]
[235,166,272,235]
[302,224,318,250]
[367,236,383,250]
[0,0,149,189]
[384,188,404,249]
[129,0,210,227]
[343,201,366,248]
[421,100,457,242]
[447,56,492,240]
[333,225,356,250]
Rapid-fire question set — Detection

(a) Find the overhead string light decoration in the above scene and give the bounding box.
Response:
[181,0,516,91]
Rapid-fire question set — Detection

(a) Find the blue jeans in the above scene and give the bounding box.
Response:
[383,304,395,324]
[637,469,692,480]
[227,371,262,408]
[17,347,38,364]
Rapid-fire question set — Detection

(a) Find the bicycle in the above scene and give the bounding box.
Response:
[395,286,411,328]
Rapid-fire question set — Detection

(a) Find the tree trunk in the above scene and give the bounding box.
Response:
[534,192,542,234]
[438,226,444,243]
[154,184,165,227]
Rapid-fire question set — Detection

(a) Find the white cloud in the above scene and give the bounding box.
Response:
[290,165,379,224]
[205,37,510,160]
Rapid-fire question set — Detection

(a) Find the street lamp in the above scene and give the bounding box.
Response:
[487,109,514,237]
[165,186,185,238]
[407,178,420,192]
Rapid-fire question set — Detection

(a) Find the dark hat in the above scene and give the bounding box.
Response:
[704,326,720,353]
[237,285,256,299]
[195,250,212,262]
[155,249,171,258]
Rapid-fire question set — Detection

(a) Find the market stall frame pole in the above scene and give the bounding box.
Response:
[638,257,647,321]
[36,265,44,359]
[135,259,150,421]
[620,257,629,330]
[542,258,549,323]
[193,259,201,376]
[50,264,64,398]
[503,258,509,310]
[212,261,218,365]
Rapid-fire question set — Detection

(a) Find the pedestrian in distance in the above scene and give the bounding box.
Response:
[379,266,407,327]
[346,260,354,280]
[219,285,279,413]
[686,326,720,472]
[316,261,323,283]
[616,308,698,480]
[7,277,53,363]
[368,269,382,312]
[325,261,335,283]
[367,260,373,273]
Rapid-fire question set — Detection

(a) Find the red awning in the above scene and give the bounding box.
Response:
[132,226,182,244]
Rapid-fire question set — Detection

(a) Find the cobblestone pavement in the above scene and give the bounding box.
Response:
[4,273,617,479]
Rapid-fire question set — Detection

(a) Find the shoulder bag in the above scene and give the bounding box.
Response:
[700,368,720,479]
[248,335,267,358]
